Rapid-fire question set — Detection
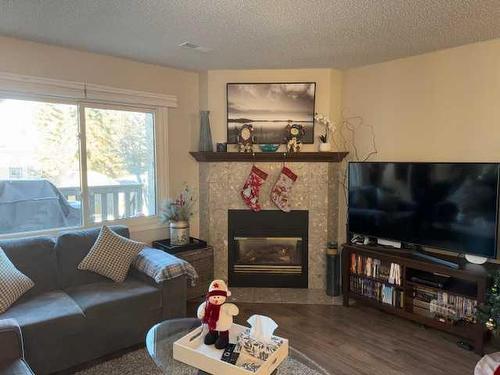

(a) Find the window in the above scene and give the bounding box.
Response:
[0,98,157,236]
[84,107,156,223]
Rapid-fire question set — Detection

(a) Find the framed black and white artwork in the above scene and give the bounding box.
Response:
[227,82,316,144]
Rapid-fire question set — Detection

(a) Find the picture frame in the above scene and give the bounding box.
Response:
[226,82,316,144]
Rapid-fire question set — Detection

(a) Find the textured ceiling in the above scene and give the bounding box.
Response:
[1,0,500,71]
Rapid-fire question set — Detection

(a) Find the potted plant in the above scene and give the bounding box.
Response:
[314,113,336,152]
[159,185,196,246]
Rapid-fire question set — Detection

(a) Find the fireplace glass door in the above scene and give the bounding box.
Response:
[228,209,308,287]
[233,237,303,274]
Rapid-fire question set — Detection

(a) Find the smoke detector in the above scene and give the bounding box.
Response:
[178,41,211,53]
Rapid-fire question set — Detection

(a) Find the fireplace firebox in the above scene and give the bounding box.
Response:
[228,210,308,288]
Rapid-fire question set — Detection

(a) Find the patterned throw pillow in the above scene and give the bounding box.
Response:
[78,225,145,282]
[0,247,35,313]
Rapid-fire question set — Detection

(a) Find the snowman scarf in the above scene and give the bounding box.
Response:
[203,290,227,330]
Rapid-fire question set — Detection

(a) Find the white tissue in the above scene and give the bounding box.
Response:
[247,315,278,344]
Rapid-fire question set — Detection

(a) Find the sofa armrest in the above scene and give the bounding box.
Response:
[0,319,23,366]
[160,275,187,319]
[133,247,198,285]
[132,248,196,320]
[130,271,187,319]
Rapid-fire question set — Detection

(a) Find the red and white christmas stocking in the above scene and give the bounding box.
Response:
[241,166,268,212]
[271,167,297,212]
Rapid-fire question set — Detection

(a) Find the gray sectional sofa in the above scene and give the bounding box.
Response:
[0,226,188,374]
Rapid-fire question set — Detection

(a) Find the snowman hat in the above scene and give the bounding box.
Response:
[207,279,231,297]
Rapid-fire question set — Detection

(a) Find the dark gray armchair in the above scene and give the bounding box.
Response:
[0,319,34,375]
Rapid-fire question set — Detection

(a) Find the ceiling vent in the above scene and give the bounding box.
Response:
[178,41,211,53]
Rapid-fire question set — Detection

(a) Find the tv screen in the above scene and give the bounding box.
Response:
[348,162,499,257]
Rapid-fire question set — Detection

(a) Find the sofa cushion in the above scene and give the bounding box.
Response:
[66,279,163,359]
[0,248,34,313]
[65,279,161,318]
[78,226,145,282]
[0,291,85,335]
[55,225,130,288]
[0,291,86,375]
[0,236,57,296]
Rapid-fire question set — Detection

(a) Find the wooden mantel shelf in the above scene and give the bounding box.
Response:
[189,151,348,163]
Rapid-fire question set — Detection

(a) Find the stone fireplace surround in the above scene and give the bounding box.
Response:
[199,161,340,289]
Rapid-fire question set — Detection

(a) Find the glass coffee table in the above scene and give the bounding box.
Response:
[146,318,330,375]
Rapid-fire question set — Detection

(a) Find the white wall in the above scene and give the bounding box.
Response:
[341,37,500,245]
[199,68,342,151]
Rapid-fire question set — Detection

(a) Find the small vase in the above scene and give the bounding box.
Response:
[199,110,213,152]
[319,142,331,152]
[170,221,190,246]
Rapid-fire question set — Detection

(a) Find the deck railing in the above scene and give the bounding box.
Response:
[59,184,143,223]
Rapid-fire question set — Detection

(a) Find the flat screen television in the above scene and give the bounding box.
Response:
[348,162,499,258]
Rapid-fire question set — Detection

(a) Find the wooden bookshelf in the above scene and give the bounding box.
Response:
[342,243,489,354]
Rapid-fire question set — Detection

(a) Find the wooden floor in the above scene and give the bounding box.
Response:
[189,301,487,375]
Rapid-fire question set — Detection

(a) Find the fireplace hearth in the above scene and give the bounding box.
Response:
[228,210,308,288]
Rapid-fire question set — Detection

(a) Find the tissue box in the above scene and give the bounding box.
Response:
[173,323,289,375]
[236,328,284,361]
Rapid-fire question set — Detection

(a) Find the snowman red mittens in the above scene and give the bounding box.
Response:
[241,166,268,212]
[271,166,297,212]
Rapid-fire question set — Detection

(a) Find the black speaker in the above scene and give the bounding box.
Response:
[326,246,340,297]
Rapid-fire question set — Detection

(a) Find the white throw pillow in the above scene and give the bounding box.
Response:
[78,226,145,282]
[0,247,34,313]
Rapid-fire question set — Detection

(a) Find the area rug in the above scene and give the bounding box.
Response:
[74,348,329,375]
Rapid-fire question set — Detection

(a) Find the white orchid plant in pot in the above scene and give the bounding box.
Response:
[314,113,336,152]
[159,185,196,246]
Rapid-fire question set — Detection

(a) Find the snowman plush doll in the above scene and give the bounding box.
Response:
[197,280,239,349]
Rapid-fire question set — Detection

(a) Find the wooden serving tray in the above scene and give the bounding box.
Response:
[173,324,289,375]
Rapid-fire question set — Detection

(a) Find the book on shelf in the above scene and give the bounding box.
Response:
[412,285,477,323]
[350,253,402,285]
[413,286,438,303]
[434,291,477,323]
[349,274,404,309]
[413,299,431,310]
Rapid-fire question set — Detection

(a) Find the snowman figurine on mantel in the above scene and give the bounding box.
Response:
[197,280,239,349]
